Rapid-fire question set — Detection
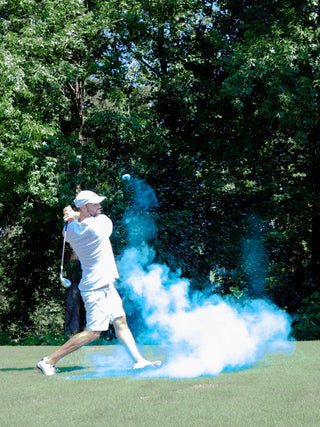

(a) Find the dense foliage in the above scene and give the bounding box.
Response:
[0,0,319,343]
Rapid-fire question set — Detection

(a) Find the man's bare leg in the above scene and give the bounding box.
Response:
[37,319,160,374]
[113,316,161,368]
[45,330,101,365]
[113,316,144,363]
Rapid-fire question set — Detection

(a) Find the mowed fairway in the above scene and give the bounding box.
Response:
[0,341,319,426]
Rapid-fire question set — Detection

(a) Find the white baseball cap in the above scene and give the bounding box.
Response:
[74,190,106,208]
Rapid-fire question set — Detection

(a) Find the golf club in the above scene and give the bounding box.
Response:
[60,222,72,288]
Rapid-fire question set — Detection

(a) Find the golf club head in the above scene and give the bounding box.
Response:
[60,274,72,288]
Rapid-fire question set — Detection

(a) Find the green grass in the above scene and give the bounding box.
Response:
[1,342,319,426]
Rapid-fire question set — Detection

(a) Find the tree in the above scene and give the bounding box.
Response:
[101,0,320,320]
[218,1,320,309]
[1,0,319,342]
[0,0,131,340]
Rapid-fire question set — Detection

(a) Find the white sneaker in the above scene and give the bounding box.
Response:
[133,359,162,370]
[36,358,56,376]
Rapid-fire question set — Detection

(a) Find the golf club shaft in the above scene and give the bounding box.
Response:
[60,222,68,276]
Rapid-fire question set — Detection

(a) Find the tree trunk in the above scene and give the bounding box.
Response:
[64,249,85,337]
[64,69,87,335]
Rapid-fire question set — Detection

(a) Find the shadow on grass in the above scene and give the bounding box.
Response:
[0,365,87,373]
[57,366,88,374]
[0,367,36,372]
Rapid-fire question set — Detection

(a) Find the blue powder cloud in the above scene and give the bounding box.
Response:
[116,179,294,379]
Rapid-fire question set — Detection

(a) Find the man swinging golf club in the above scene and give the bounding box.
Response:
[36,190,161,375]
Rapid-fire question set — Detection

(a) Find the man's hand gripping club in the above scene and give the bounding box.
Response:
[63,205,80,223]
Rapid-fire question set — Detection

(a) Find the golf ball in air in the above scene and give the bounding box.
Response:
[122,174,131,181]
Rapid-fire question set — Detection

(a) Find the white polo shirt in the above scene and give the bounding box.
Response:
[66,214,119,291]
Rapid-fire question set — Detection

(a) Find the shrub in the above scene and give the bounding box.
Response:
[291,292,320,340]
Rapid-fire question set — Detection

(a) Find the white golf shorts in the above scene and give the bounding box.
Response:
[81,283,125,331]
